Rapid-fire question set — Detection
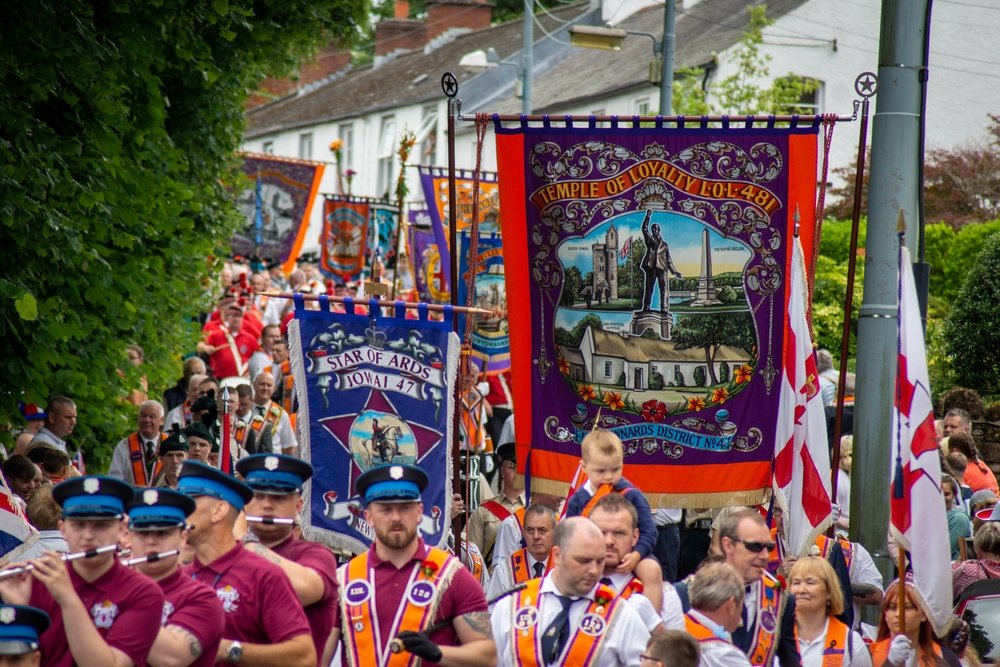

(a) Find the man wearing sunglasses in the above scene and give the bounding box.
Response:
[675,509,799,667]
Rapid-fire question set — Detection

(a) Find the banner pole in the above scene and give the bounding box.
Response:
[258,291,491,315]
[470,112,858,125]
[830,74,878,515]
[442,72,464,556]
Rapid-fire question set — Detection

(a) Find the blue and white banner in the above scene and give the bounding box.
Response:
[290,297,459,554]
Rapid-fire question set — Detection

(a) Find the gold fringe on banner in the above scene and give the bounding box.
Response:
[525,476,770,510]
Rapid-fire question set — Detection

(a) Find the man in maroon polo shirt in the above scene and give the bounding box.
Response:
[0,475,164,667]
[236,454,338,666]
[338,463,495,666]
[177,460,314,666]
[126,487,225,667]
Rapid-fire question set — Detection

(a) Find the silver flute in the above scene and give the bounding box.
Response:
[122,549,181,567]
[244,516,295,525]
[0,544,120,580]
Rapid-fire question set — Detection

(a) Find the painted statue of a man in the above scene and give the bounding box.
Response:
[640,210,682,312]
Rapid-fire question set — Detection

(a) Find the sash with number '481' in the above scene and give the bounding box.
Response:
[511,578,623,667]
[338,547,460,667]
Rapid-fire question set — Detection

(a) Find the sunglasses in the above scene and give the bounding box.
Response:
[730,538,776,553]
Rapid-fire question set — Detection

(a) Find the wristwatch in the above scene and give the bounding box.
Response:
[227,640,244,663]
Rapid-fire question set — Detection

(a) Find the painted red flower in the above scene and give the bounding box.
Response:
[421,559,439,577]
[687,397,705,412]
[641,399,667,423]
[712,387,730,404]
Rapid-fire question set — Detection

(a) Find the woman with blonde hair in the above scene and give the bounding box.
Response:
[871,580,961,666]
[788,556,871,666]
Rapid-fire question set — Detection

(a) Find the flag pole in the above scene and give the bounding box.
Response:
[830,77,875,512]
[893,208,907,636]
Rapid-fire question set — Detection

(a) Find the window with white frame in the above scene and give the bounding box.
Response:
[262,141,274,155]
[377,115,396,199]
[417,104,438,164]
[298,133,313,159]
[782,77,824,115]
[337,123,354,170]
[634,98,651,117]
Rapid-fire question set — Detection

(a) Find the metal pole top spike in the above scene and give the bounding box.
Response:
[896,208,906,235]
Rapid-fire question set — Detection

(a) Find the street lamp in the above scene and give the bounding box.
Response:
[459,47,524,99]
[568,0,676,114]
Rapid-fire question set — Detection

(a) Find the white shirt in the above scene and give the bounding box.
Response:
[848,541,884,630]
[32,427,67,453]
[256,294,285,327]
[252,402,296,454]
[164,403,188,432]
[247,350,274,383]
[498,414,514,449]
[791,618,872,667]
[836,470,851,525]
[688,609,751,667]
[107,433,160,485]
[487,551,546,605]
[653,507,683,525]
[491,513,524,570]
[602,572,663,633]
[491,574,650,667]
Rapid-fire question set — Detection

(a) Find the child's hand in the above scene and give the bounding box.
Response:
[616,550,641,572]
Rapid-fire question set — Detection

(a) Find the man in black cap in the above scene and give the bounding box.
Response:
[178,461,314,666]
[0,603,50,666]
[126,487,224,667]
[0,476,164,667]
[236,454,339,664]
[468,442,524,568]
[182,422,215,466]
[152,429,189,490]
[338,463,494,667]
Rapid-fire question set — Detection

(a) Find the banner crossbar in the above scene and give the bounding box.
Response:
[462,111,858,127]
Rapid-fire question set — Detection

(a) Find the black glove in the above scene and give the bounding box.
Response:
[396,631,443,662]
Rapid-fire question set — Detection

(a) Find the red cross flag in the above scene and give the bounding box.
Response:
[773,237,832,555]
[890,244,952,635]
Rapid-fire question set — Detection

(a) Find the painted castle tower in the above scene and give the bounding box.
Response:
[591,224,619,301]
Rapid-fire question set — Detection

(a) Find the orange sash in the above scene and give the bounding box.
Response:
[684,611,730,644]
[339,548,459,667]
[127,432,163,486]
[747,574,785,666]
[511,578,622,667]
[871,637,941,667]
[581,483,631,518]
[618,575,644,600]
[279,360,297,431]
[768,526,784,575]
[250,403,282,443]
[816,535,854,571]
[509,549,552,585]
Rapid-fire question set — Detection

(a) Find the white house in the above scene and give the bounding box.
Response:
[244,0,1000,258]
[576,325,750,389]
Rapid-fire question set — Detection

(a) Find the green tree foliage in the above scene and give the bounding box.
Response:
[718,361,730,383]
[649,370,665,390]
[0,0,367,468]
[673,5,817,116]
[717,285,737,304]
[554,313,603,348]
[693,366,706,387]
[672,312,755,385]
[561,266,583,306]
[944,234,1000,397]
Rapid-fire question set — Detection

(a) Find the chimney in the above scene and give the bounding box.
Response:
[425,0,493,42]
[394,0,410,19]
[374,17,427,57]
[298,45,352,87]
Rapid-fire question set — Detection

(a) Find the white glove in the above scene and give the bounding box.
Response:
[887,634,914,666]
[830,502,842,523]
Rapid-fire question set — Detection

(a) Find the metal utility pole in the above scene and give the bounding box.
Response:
[659,0,676,114]
[522,0,533,115]
[850,0,930,588]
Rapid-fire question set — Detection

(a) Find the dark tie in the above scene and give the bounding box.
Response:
[145,440,156,462]
[257,406,266,417]
[541,595,575,665]
[600,576,614,587]
[533,562,544,578]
